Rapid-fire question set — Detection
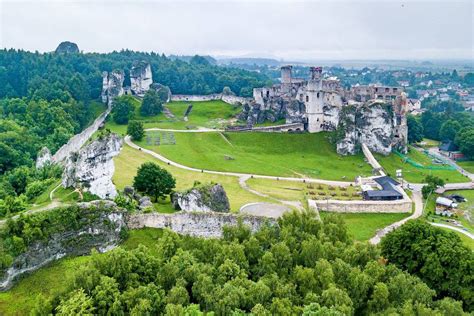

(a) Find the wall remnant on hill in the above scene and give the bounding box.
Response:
[101,70,125,106]
[130,61,153,96]
[127,212,276,238]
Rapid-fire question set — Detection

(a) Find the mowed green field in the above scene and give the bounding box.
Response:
[138,132,372,180]
[458,161,474,174]
[105,99,240,135]
[113,144,272,212]
[376,147,468,183]
[319,212,410,241]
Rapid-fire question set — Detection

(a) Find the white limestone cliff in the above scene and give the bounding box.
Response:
[130,61,153,96]
[62,133,123,199]
[101,70,125,106]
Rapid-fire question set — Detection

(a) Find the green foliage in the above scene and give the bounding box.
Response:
[439,120,462,141]
[381,220,474,310]
[455,128,474,159]
[127,120,145,141]
[407,115,423,143]
[46,212,467,314]
[422,175,445,199]
[112,96,135,124]
[140,89,163,117]
[133,162,176,201]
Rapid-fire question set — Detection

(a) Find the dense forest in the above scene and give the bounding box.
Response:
[0,48,270,216]
[29,212,471,315]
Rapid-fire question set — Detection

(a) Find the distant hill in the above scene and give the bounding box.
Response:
[168,54,217,65]
[217,57,281,67]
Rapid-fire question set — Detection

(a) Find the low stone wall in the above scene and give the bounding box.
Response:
[361,143,385,175]
[170,94,250,105]
[52,108,111,164]
[310,197,412,213]
[170,94,222,102]
[226,123,305,133]
[127,212,276,238]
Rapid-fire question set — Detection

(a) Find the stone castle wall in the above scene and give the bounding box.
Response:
[309,198,412,213]
[52,108,111,164]
[127,212,276,238]
[170,94,249,105]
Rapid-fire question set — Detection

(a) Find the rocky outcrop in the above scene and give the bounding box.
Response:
[0,201,126,291]
[150,83,171,103]
[62,133,123,199]
[336,102,394,155]
[127,212,276,238]
[101,70,125,106]
[55,41,79,54]
[238,98,305,127]
[130,61,153,96]
[36,147,52,169]
[172,183,230,212]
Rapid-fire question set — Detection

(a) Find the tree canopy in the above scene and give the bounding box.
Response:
[39,211,468,315]
[133,162,176,201]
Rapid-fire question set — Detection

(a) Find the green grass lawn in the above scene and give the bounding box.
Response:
[458,161,474,174]
[319,212,410,241]
[113,144,273,212]
[104,100,240,135]
[138,132,372,181]
[376,147,468,183]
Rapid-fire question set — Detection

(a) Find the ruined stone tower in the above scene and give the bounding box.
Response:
[305,67,324,132]
[281,65,292,94]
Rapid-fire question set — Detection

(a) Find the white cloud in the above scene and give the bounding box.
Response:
[1,0,472,60]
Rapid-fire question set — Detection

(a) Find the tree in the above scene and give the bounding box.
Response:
[381,220,474,310]
[127,120,145,141]
[133,162,176,201]
[455,129,474,159]
[140,89,163,117]
[439,120,461,141]
[421,175,444,199]
[407,115,423,143]
[112,96,135,124]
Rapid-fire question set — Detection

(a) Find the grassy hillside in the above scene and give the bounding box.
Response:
[376,147,468,183]
[319,212,410,241]
[105,99,240,135]
[138,132,372,180]
[113,144,272,212]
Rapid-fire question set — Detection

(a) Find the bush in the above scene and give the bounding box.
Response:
[127,121,145,141]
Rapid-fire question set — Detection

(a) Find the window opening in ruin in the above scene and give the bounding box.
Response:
[306,96,309,102]
[317,92,320,98]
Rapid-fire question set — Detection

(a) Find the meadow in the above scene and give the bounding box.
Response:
[113,144,273,212]
[138,131,372,181]
[105,99,240,135]
[319,212,410,241]
[375,147,468,183]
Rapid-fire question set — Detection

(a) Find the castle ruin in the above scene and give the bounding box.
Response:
[245,66,408,155]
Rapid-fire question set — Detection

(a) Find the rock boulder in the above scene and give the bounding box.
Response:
[36,147,52,169]
[55,41,79,54]
[172,183,230,213]
[130,61,153,96]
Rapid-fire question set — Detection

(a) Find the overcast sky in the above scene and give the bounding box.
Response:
[0,0,472,60]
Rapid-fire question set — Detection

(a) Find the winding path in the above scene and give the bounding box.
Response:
[369,190,424,244]
[430,223,474,239]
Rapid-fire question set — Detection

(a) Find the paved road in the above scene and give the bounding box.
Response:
[430,222,474,239]
[369,189,424,245]
[125,135,354,187]
[427,147,474,181]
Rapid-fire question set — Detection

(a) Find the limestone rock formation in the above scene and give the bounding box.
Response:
[35,147,52,169]
[62,133,123,199]
[238,98,305,127]
[172,183,230,212]
[101,70,125,106]
[55,41,79,54]
[150,83,171,103]
[0,201,125,290]
[130,61,153,96]
[336,102,394,155]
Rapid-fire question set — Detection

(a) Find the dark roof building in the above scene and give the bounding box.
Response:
[439,141,458,152]
[363,176,404,201]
